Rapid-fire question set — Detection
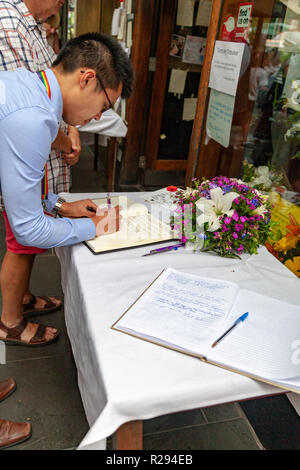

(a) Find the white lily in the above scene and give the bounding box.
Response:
[196,187,239,232]
[180,187,198,199]
[251,204,268,216]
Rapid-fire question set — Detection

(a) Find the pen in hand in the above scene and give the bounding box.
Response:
[107,193,111,209]
[211,312,249,348]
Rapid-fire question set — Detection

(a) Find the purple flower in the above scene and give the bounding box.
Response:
[232,211,239,222]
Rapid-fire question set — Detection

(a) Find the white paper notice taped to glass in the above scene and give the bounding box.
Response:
[206,89,235,148]
[208,40,245,96]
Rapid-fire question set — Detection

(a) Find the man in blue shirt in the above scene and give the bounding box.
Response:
[0,33,134,347]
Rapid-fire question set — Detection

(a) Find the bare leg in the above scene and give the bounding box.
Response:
[16,253,61,311]
[0,251,57,342]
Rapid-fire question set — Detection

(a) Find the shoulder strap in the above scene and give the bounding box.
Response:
[37,71,51,200]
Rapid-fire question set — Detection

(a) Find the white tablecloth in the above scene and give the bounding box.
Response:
[56,192,300,450]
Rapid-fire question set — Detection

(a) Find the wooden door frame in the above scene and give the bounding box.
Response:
[185,0,224,186]
[144,0,178,172]
[121,0,225,186]
[188,0,277,185]
[119,0,157,185]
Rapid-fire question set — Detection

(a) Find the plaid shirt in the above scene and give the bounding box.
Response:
[0,0,71,206]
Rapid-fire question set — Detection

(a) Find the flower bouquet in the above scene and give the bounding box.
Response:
[172,176,277,258]
[241,162,286,192]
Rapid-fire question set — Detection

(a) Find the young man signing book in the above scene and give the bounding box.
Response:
[0,33,134,346]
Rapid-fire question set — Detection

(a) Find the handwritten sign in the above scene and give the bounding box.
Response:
[206,89,235,148]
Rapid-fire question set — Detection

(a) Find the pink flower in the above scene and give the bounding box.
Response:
[232,232,238,239]
[224,217,231,224]
[232,211,239,222]
[235,223,244,232]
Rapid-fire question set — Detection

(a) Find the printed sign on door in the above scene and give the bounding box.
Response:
[235,2,253,43]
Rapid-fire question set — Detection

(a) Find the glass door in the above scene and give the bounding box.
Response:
[195,0,300,276]
[144,0,213,177]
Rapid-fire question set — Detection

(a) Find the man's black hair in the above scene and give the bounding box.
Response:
[52,32,134,99]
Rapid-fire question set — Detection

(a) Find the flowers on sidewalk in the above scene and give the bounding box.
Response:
[172,176,276,258]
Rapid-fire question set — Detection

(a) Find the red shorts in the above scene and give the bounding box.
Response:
[2,212,47,254]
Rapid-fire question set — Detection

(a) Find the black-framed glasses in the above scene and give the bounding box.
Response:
[80,70,113,113]
[96,74,113,113]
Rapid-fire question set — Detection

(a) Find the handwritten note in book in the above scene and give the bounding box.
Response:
[115,268,239,352]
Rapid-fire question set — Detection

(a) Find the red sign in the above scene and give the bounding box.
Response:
[221,14,235,42]
[234,2,253,43]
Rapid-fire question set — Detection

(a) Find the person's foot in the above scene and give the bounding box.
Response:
[0,419,31,449]
[0,317,58,345]
[0,378,16,402]
[22,294,62,318]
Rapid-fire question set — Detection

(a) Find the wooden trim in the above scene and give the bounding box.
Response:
[112,420,143,450]
[192,0,278,182]
[155,160,187,171]
[145,0,176,170]
[185,0,224,186]
[100,0,119,35]
[75,0,101,35]
[119,1,157,185]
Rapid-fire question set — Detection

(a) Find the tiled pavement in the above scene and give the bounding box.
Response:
[0,136,299,450]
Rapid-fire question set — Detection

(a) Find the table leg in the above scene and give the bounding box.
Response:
[112,420,143,450]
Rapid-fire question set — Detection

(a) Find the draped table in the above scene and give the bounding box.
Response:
[56,192,300,450]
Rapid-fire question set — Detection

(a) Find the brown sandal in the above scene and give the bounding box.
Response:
[0,318,59,347]
[22,295,62,318]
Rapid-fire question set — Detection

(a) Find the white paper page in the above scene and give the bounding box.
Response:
[86,197,175,252]
[111,8,121,36]
[196,0,213,26]
[126,20,132,48]
[117,9,126,41]
[183,97,197,121]
[208,41,245,96]
[209,290,300,381]
[176,0,195,27]
[168,69,187,95]
[115,268,239,353]
[142,188,177,212]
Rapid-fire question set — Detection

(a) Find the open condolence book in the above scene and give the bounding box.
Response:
[112,268,300,393]
[85,197,176,254]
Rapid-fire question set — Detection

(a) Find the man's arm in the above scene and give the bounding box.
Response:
[52,126,81,166]
[51,128,73,154]
[0,108,95,248]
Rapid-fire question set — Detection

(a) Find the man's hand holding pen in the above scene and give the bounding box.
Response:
[58,200,121,236]
[58,199,98,218]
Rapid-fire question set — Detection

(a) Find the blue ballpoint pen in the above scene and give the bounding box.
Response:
[211,312,249,348]
[142,242,185,256]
